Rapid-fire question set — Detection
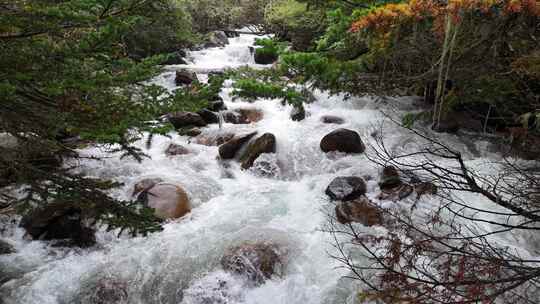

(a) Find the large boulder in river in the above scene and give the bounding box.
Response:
[20,202,96,247]
[325,176,367,201]
[175,70,198,86]
[219,132,258,159]
[335,196,382,226]
[0,239,14,255]
[197,109,220,124]
[240,133,276,169]
[221,242,284,285]
[168,111,207,129]
[320,128,365,154]
[142,183,191,220]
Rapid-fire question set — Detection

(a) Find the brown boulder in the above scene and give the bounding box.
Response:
[320,129,365,153]
[165,143,190,156]
[219,132,258,159]
[325,176,367,201]
[335,196,382,226]
[144,183,191,220]
[240,133,276,169]
[195,132,235,146]
[221,242,284,284]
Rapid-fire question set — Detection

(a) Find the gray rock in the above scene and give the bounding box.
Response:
[325,176,367,201]
[0,239,14,255]
[168,111,207,129]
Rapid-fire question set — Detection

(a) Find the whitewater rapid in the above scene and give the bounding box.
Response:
[1,33,536,304]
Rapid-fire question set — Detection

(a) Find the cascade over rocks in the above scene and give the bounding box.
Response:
[140,183,191,220]
[219,132,258,159]
[335,196,383,226]
[20,202,96,247]
[325,176,367,201]
[175,70,198,86]
[165,143,190,156]
[221,242,284,285]
[0,239,14,255]
[321,115,344,124]
[320,129,365,153]
[168,111,207,129]
[240,133,276,169]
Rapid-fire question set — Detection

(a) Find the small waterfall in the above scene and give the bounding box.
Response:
[217,111,225,129]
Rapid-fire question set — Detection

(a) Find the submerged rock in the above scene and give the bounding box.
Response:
[335,196,382,226]
[325,176,367,201]
[20,202,96,247]
[320,128,365,153]
[168,111,207,129]
[219,132,257,159]
[165,143,190,156]
[321,115,344,124]
[175,70,198,86]
[143,183,191,220]
[240,133,276,169]
[221,242,284,285]
[250,153,281,178]
[80,277,128,304]
[0,239,14,255]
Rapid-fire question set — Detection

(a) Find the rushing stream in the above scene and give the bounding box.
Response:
[1,33,537,304]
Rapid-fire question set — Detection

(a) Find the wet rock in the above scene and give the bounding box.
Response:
[143,183,191,220]
[321,115,344,124]
[175,70,198,86]
[290,106,306,121]
[207,98,227,112]
[132,178,164,197]
[20,202,96,247]
[254,49,278,65]
[168,111,207,129]
[335,196,383,226]
[219,132,257,159]
[378,166,402,190]
[221,242,284,284]
[240,133,276,169]
[413,182,438,199]
[377,184,414,201]
[196,132,235,146]
[165,143,190,156]
[325,176,367,201]
[237,109,263,124]
[0,239,14,255]
[163,52,187,65]
[206,31,229,47]
[181,127,202,137]
[320,128,365,154]
[81,278,128,304]
[225,30,240,38]
[197,109,220,124]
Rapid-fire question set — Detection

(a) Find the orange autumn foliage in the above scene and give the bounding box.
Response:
[351,0,540,34]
